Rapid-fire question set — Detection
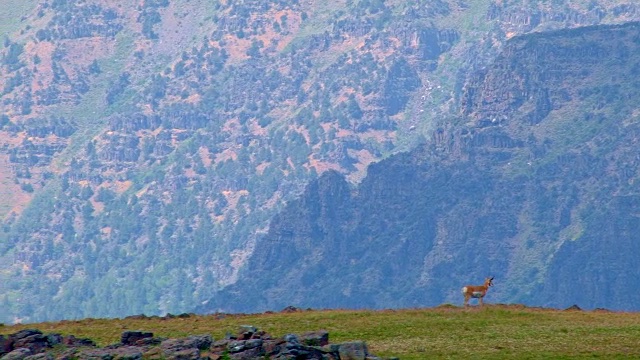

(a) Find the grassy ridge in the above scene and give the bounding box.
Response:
[2,304,640,359]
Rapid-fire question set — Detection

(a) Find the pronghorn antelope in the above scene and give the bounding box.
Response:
[462,277,494,307]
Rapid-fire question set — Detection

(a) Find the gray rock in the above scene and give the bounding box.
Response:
[159,338,209,359]
[0,327,390,360]
[12,333,51,354]
[228,340,247,353]
[73,348,115,359]
[165,348,200,360]
[239,325,257,334]
[227,338,262,353]
[284,345,326,359]
[1,348,33,360]
[56,348,79,360]
[25,353,54,360]
[229,346,265,360]
[211,339,231,352]
[337,341,368,360]
[244,339,263,349]
[185,335,213,350]
[111,347,144,360]
[63,335,96,347]
[283,334,300,345]
[0,335,12,357]
[130,337,163,346]
[300,330,329,347]
[73,347,145,360]
[45,334,62,347]
[120,331,154,346]
[262,339,285,356]
[9,330,42,341]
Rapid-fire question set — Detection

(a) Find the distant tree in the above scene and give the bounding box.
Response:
[20,92,33,115]
[95,187,116,203]
[106,72,130,105]
[347,95,363,119]
[0,114,9,128]
[88,59,101,74]
[247,40,263,58]
[20,183,34,193]
[80,186,94,200]
[82,202,94,220]
[3,42,24,70]
[139,9,162,39]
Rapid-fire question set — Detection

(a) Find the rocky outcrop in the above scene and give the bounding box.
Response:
[0,327,394,360]
[0,329,95,359]
[461,22,640,129]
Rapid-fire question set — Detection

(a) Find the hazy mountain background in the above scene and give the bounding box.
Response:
[202,22,640,314]
[1,0,639,323]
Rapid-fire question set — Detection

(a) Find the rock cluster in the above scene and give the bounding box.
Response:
[0,329,96,360]
[0,327,397,360]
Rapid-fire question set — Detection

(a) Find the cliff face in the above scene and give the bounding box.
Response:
[460,22,640,308]
[542,194,640,309]
[201,23,640,313]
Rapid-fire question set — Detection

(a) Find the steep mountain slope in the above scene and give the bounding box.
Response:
[1,1,639,322]
[200,22,640,313]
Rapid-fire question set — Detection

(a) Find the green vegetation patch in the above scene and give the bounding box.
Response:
[2,305,640,359]
[0,0,38,38]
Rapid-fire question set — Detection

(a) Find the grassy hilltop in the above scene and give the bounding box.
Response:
[2,304,640,359]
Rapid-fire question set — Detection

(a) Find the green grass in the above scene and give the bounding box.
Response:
[437,0,493,34]
[3,305,640,359]
[298,1,345,35]
[0,0,37,38]
[52,31,137,170]
[0,173,17,218]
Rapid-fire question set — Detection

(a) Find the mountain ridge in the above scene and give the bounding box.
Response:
[198,21,640,313]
